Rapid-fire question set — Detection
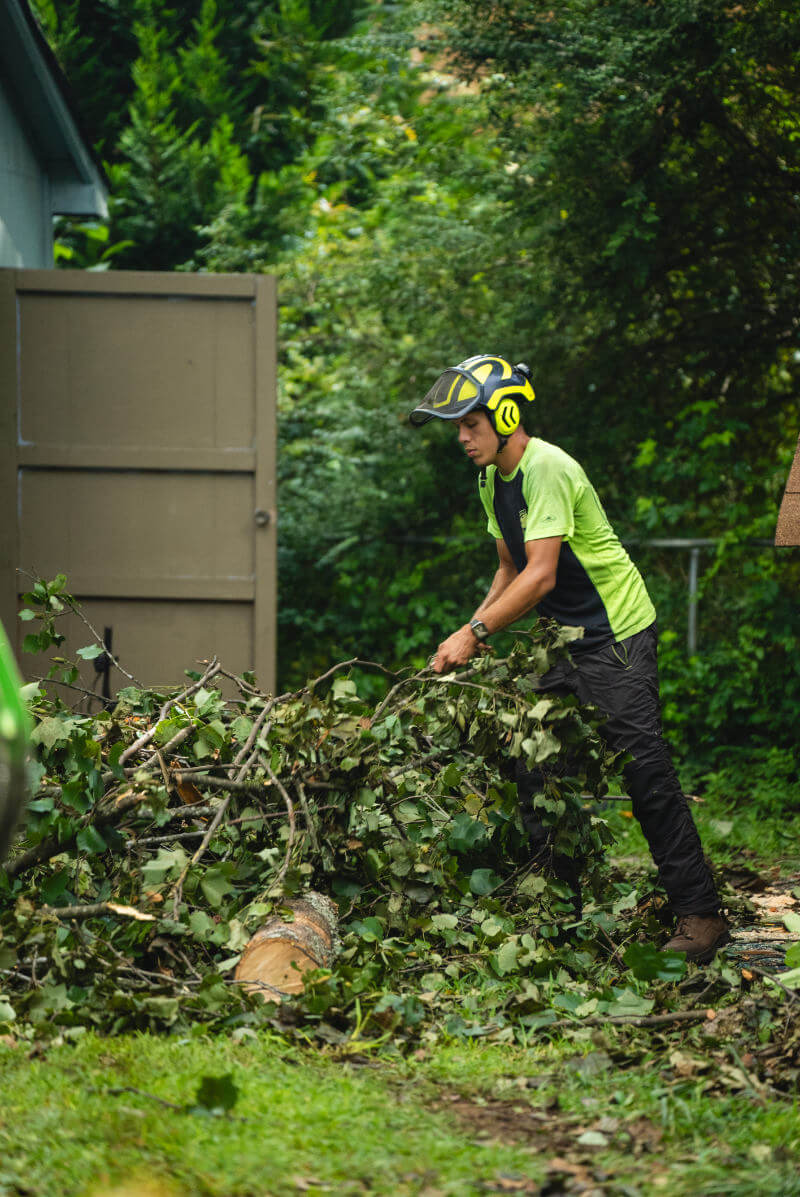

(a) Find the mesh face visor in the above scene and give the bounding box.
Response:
[409,368,482,426]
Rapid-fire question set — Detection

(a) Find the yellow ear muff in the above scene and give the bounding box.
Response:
[493,398,520,435]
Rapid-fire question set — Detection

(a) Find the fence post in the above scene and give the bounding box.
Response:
[687,546,701,655]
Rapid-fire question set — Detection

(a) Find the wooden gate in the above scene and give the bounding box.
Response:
[0,268,277,693]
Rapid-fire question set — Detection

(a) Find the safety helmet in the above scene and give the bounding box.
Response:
[409,354,535,442]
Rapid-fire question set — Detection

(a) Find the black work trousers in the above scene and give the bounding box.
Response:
[516,622,720,915]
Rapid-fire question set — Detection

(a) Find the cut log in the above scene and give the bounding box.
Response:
[234,892,339,1001]
[775,432,800,545]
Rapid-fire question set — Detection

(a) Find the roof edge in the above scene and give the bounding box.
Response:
[2,0,109,216]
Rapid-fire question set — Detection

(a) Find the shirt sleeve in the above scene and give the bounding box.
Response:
[522,450,579,540]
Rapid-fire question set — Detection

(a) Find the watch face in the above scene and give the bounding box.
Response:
[470,619,489,641]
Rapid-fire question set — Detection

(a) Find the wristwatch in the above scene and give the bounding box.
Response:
[469,618,491,642]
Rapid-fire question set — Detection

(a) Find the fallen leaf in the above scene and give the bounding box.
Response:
[667,1049,708,1077]
[577,1130,609,1148]
[174,776,204,805]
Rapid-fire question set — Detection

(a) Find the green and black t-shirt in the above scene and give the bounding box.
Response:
[479,438,655,653]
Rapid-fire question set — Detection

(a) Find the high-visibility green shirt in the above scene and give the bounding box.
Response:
[479,437,655,652]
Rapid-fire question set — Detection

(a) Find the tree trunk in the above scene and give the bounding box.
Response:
[234,892,339,1000]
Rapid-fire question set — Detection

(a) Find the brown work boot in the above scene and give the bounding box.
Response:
[665,914,731,964]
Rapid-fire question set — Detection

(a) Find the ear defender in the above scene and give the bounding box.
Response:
[486,386,522,435]
[492,398,520,436]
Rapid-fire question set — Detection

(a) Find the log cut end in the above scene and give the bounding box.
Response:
[234,892,339,1001]
[776,433,800,545]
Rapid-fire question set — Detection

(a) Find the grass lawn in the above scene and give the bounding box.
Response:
[2,791,798,1197]
[1,1025,799,1197]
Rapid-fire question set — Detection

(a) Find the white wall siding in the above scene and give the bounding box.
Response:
[0,76,51,268]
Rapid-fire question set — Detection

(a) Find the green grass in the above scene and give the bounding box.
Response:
[2,1031,799,1196]
[601,784,800,878]
[2,781,797,1197]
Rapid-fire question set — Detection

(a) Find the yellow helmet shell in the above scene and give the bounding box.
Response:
[410,354,535,435]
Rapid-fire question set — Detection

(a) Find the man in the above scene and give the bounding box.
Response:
[409,354,730,963]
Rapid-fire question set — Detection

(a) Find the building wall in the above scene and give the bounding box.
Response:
[0,77,52,268]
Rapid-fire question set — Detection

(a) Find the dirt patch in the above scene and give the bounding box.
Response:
[430,1090,571,1149]
[428,1090,663,1156]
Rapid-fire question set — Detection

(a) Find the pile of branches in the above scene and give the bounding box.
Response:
[1,578,798,1089]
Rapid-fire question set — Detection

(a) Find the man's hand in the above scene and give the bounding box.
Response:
[432,624,480,673]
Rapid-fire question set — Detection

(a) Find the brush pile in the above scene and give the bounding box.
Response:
[0,578,628,1040]
[4,579,799,1102]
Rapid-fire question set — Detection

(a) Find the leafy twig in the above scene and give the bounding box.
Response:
[266,766,296,892]
[4,791,150,879]
[39,901,155,922]
[544,1008,716,1032]
[118,659,221,764]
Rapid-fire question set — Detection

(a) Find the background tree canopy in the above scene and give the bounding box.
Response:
[32,0,800,803]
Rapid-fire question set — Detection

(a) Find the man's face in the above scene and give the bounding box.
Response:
[456,410,498,466]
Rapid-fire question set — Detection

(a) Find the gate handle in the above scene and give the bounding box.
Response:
[254,509,271,528]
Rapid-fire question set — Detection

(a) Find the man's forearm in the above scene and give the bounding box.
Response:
[471,564,517,620]
[432,544,557,674]
[476,564,555,635]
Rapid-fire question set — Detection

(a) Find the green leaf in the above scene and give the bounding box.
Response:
[440,762,462,789]
[611,890,638,915]
[764,966,800,990]
[107,741,126,780]
[528,699,554,721]
[154,716,185,746]
[492,939,520,976]
[351,916,384,942]
[784,942,800,969]
[469,868,501,896]
[76,825,108,855]
[602,990,655,1018]
[231,715,253,742]
[27,796,55,813]
[200,863,235,908]
[623,942,687,982]
[77,643,103,660]
[447,812,487,853]
[517,874,547,897]
[30,717,75,750]
[41,871,71,904]
[141,846,189,886]
[782,912,800,936]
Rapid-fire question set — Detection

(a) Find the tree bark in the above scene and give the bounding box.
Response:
[234,892,339,1001]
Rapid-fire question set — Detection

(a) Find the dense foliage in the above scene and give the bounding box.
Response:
[30,0,800,799]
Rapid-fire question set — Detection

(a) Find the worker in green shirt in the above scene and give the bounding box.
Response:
[410,354,729,963]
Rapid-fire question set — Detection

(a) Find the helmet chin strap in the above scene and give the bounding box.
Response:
[491,416,510,454]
